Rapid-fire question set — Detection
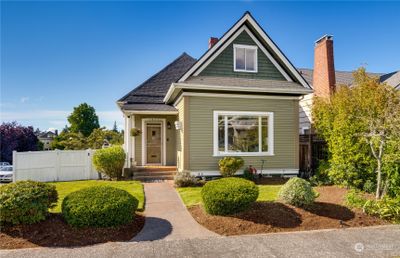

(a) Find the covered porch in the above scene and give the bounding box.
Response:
[122,107,179,169]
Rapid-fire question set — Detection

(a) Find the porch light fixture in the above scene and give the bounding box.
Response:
[174,121,182,130]
[167,121,172,129]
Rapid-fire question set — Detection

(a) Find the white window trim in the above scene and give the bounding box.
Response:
[213,111,274,157]
[233,44,258,73]
[141,118,167,166]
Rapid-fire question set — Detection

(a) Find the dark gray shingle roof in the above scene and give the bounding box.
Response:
[121,104,177,112]
[298,68,399,88]
[118,53,197,104]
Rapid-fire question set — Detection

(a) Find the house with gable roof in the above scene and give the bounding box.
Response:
[117,12,314,176]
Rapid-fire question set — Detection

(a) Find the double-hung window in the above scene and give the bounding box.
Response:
[233,44,258,73]
[213,111,274,156]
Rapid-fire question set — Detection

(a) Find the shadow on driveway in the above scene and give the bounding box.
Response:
[131,217,172,242]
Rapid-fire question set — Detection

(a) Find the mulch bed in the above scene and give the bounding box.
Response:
[188,186,388,236]
[0,213,145,249]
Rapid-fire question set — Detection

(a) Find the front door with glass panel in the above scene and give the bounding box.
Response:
[146,124,162,164]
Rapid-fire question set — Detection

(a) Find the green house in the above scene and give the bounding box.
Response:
[117,12,312,176]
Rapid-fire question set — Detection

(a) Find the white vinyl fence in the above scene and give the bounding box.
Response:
[13,150,100,182]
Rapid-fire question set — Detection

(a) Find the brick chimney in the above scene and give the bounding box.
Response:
[313,35,336,98]
[208,37,218,49]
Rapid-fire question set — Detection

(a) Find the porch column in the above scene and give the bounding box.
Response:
[131,115,135,166]
[124,114,133,168]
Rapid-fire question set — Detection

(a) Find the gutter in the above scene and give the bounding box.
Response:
[164,82,313,104]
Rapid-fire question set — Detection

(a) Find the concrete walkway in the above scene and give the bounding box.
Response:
[2,225,399,257]
[131,182,217,241]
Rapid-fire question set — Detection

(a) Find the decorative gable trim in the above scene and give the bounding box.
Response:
[178,12,311,89]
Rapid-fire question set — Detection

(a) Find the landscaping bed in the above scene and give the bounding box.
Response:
[186,185,388,236]
[0,213,145,249]
[0,180,145,249]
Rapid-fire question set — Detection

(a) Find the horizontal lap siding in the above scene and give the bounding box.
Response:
[188,96,298,171]
[199,31,286,81]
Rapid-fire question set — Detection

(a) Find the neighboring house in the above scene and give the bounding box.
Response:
[298,35,400,134]
[118,12,314,176]
[36,130,58,150]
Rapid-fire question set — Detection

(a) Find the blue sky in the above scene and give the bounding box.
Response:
[1,1,399,131]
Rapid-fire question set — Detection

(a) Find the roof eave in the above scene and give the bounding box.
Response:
[164,82,313,104]
[122,110,178,115]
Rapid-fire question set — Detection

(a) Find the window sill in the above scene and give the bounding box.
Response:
[233,69,258,73]
[213,152,274,157]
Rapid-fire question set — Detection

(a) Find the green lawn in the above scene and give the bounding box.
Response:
[48,180,144,213]
[177,184,282,207]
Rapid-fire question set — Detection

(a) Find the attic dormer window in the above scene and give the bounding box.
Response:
[233,44,258,73]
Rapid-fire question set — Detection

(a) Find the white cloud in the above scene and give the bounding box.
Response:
[1,110,69,121]
[20,97,30,103]
[0,109,123,131]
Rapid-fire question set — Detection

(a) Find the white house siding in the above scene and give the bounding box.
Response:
[299,93,313,134]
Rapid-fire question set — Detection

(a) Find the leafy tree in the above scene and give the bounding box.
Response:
[0,122,39,163]
[67,103,99,137]
[50,132,87,150]
[37,141,44,151]
[313,68,400,199]
[51,127,123,150]
[61,125,69,134]
[87,127,123,149]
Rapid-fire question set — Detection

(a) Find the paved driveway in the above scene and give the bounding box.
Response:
[1,225,400,258]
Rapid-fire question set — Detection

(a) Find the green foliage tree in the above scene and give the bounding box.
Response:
[50,132,87,150]
[313,68,400,199]
[87,127,123,149]
[51,128,123,150]
[67,103,100,137]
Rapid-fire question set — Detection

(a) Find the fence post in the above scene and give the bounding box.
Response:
[12,151,17,182]
[86,149,91,179]
[55,150,60,181]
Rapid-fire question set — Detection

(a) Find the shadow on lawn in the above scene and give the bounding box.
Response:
[229,202,302,228]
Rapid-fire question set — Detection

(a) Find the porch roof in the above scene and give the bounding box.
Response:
[121,103,177,113]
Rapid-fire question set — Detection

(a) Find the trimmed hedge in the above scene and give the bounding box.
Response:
[278,177,316,207]
[0,180,58,225]
[201,177,259,215]
[62,186,138,227]
[92,145,126,180]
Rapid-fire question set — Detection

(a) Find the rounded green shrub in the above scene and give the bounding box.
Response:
[201,177,259,215]
[0,180,58,225]
[62,186,138,227]
[93,145,126,180]
[218,157,244,177]
[278,177,317,207]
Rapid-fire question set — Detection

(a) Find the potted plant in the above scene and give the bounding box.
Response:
[130,128,142,137]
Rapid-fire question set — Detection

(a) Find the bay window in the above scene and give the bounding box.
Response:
[213,111,274,156]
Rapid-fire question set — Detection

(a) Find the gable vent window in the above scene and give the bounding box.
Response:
[234,44,258,73]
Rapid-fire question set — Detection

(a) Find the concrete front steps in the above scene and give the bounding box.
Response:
[132,166,177,181]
